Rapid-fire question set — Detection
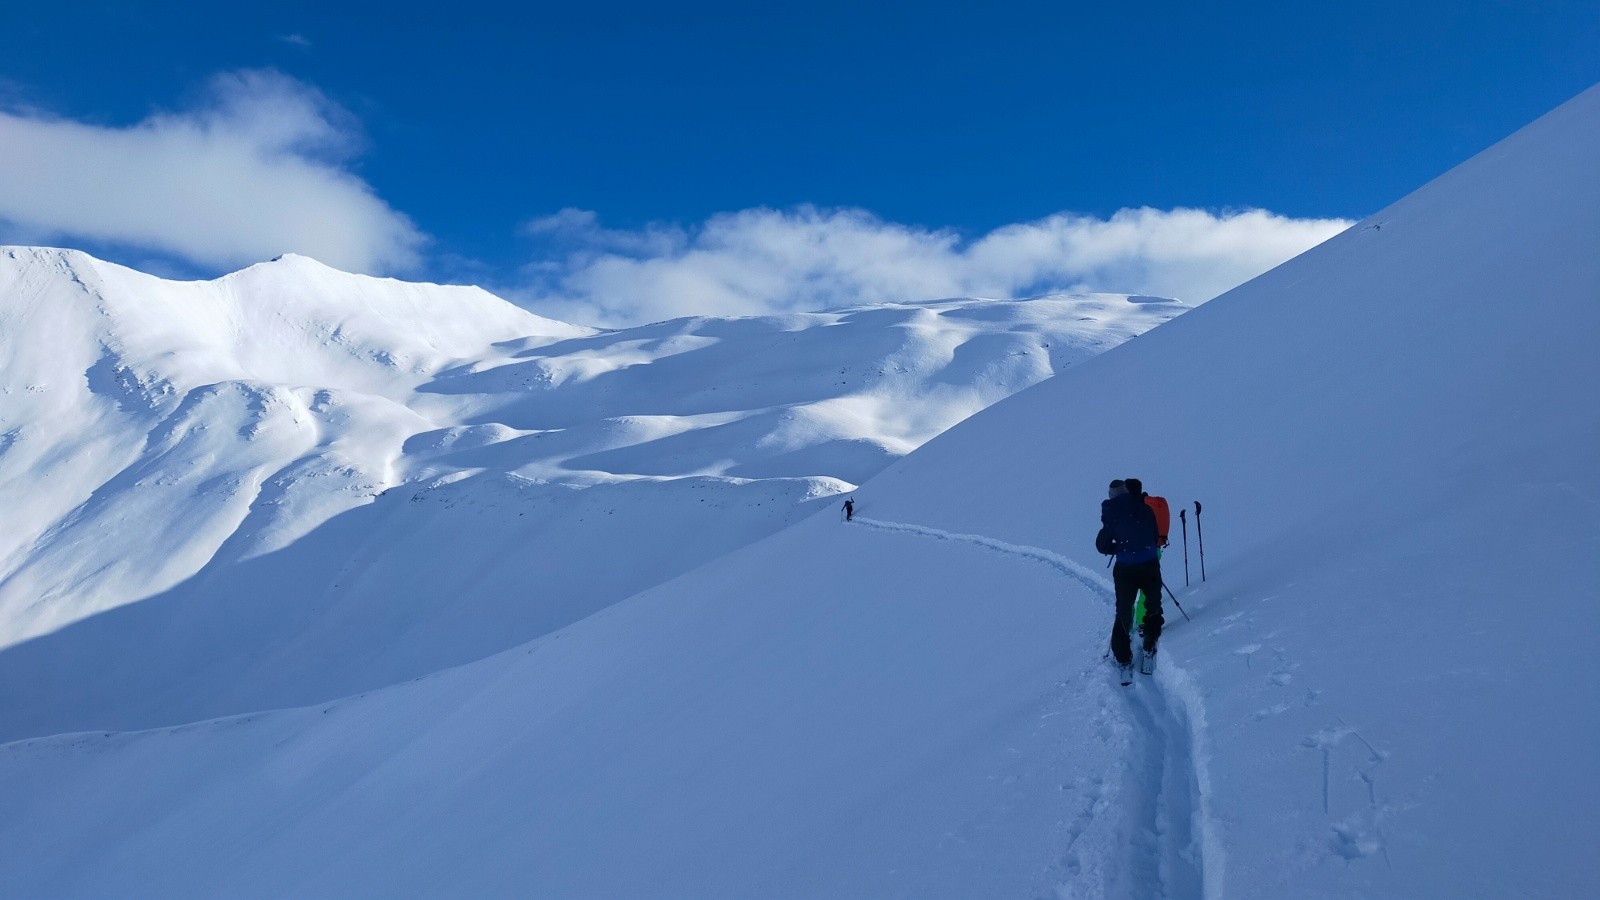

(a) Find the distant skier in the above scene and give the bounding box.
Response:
[1096,478,1165,682]
[843,497,855,522]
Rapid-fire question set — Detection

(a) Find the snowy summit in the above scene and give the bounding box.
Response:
[0,244,1178,742]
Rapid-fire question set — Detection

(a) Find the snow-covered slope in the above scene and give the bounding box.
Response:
[0,249,584,640]
[0,248,1178,741]
[847,84,1600,897]
[2,85,1592,899]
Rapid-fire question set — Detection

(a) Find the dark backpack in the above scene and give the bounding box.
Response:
[1099,492,1160,559]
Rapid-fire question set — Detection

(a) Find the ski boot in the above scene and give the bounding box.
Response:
[1139,646,1157,675]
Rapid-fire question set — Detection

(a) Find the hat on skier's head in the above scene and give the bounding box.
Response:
[1124,478,1143,496]
[1108,479,1127,498]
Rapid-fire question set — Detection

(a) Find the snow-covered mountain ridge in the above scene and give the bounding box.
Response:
[0,247,1180,740]
[0,83,1589,899]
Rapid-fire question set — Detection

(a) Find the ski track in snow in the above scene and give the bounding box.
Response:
[853,517,1217,900]
[851,517,1113,602]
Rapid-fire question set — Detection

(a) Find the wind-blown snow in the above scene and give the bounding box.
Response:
[0,82,1595,899]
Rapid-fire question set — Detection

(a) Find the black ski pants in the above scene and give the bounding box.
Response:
[1110,560,1164,666]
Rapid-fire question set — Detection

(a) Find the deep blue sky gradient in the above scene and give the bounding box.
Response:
[3,0,1597,277]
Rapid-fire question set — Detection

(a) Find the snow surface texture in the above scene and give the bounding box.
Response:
[0,246,1177,743]
[2,82,1596,898]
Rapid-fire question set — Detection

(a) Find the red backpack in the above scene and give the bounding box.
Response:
[1145,495,1171,545]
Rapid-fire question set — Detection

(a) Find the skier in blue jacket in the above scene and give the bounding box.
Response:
[1096,478,1166,678]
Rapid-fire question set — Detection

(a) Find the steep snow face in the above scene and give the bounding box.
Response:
[0,246,1180,739]
[0,85,1588,898]
[847,83,1600,895]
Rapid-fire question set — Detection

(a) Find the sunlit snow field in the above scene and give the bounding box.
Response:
[0,85,1596,899]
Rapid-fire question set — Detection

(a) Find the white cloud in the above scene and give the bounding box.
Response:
[0,70,423,274]
[522,208,685,258]
[515,206,1353,327]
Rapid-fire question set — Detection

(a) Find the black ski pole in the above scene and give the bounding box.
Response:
[1161,580,1191,622]
[1194,500,1206,582]
[1179,508,1190,587]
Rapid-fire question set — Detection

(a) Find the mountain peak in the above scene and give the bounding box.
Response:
[266,252,325,267]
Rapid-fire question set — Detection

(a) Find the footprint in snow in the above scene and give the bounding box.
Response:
[1252,702,1293,721]
[1234,643,1262,668]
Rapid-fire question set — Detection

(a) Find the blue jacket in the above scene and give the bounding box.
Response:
[1098,492,1161,565]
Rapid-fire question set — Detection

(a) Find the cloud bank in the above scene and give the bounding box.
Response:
[517,206,1353,327]
[0,70,423,274]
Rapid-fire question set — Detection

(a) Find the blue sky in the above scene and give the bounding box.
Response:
[1,1,1595,324]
